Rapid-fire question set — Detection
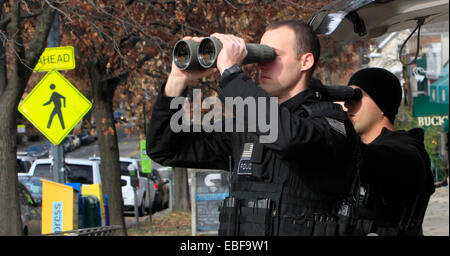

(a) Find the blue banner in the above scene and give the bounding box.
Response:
[196,193,229,201]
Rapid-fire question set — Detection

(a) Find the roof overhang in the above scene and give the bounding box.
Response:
[309,0,449,42]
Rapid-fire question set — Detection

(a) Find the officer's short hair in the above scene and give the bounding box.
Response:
[265,20,320,73]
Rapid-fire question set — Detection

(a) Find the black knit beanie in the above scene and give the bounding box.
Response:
[348,68,402,124]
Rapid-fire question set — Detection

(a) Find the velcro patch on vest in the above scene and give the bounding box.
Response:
[237,143,254,175]
[325,117,346,137]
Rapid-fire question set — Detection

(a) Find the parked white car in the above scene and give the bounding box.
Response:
[89,157,155,216]
[121,158,155,216]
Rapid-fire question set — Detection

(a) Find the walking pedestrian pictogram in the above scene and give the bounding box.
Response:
[43,84,66,130]
[18,70,92,145]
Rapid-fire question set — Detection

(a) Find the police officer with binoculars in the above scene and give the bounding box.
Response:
[147,19,360,236]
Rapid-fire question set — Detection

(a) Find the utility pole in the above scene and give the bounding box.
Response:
[48,13,65,184]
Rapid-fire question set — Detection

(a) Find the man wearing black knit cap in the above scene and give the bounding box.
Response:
[344,67,435,236]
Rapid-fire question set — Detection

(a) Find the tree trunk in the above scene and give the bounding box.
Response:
[0,2,55,235]
[88,61,127,236]
[0,97,22,236]
[173,167,191,212]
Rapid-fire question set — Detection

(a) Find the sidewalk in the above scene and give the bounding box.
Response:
[423,186,449,236]
[127,209,191,236]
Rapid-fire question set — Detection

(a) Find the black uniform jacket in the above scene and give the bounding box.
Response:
[357,128,435,235]
[147,72,359,200]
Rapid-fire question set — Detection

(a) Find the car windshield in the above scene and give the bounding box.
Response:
[27,145,43,152]
[120,162,132,176]
[19,178,42,198]
[34,163,52,178]
[66,164,93,184]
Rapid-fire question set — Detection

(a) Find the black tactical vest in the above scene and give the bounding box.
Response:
[218,101,360,236]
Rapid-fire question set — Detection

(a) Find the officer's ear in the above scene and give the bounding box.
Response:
[299,52,314,72]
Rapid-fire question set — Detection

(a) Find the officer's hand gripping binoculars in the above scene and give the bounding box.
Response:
[173,37,277,70]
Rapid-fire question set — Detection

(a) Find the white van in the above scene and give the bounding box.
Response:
[27,158,102,184]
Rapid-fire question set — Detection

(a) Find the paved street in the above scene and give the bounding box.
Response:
[66,135,140,159]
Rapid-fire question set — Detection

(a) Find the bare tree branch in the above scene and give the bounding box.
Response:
[44,0,73,22]
[0,5,45,30]
[11,0,26,83]
[23,2,56,72]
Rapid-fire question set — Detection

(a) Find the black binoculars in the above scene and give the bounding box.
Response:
[310,78,363,102]
[173,37,276,70]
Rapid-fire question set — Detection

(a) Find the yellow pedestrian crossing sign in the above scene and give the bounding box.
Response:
[18,70,92,145]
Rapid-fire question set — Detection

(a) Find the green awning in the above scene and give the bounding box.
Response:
[413,95,449,117]
[429,63,449,104]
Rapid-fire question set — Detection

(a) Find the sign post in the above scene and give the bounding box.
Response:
[47,14,64,183]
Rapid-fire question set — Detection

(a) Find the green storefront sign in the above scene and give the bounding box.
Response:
[140,140,152,174]
[413,96,448,128]
[413,63,449,128]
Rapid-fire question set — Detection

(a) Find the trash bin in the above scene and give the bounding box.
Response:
[82,195,101,228]
[81,184,106,226]
[41,179,78,234]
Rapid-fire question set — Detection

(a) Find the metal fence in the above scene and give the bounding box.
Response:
[40,225,122,236]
